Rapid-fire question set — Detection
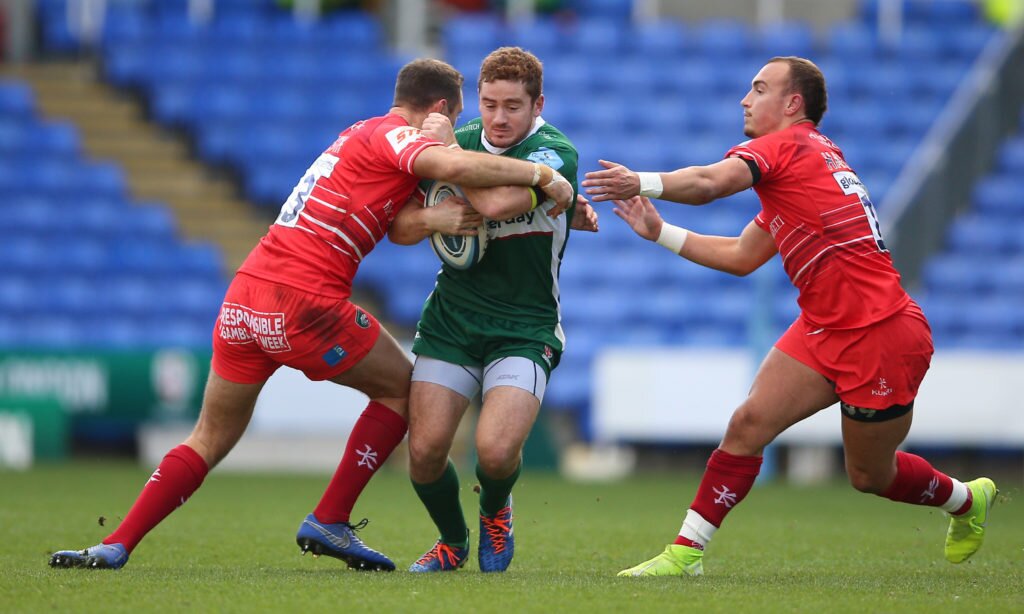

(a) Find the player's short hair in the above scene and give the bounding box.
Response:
[394,58,464,111]
[770,56,827,125]
[478,46,544,102]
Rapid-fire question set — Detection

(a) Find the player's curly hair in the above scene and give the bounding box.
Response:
[770,56,828,125]
[394,58,464,111]
[478,47,544,102]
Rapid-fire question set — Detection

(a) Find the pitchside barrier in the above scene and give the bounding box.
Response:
[592,348,1024,481]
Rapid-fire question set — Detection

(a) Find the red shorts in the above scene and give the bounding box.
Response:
[775,300,933,410]
[211,274,381,384]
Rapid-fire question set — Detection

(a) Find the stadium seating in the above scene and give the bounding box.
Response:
[0,78,226,350]
[26,0,1007,422]
[920,110,1024,349]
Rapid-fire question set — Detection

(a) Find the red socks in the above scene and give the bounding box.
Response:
[881,451,970,513]
[675,449,762,549]
[313,401,408,524]
[103,444,208,553]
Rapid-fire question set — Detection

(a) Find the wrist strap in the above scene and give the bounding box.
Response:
[638,172,664,198]
[656,223,688,254]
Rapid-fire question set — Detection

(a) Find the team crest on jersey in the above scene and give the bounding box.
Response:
[541,345,553,366]
[355,310,370,328]
[527,148,564,171]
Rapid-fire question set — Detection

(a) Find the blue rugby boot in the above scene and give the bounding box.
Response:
[49,543,128,570]
[296,514,395,571]
[408,534,469,572]
[478,498,514,572]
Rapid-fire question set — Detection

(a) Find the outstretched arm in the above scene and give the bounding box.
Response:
[583,157,754,205]
[613,196,776,276]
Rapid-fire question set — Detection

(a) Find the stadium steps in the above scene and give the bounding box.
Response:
[0,59,265,270]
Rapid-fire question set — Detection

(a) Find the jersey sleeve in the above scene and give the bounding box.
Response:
[725,132,787,185]
[371,123,444,175]
[753,211,770,233]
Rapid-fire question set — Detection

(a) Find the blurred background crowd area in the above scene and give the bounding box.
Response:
[0,0,1022,476]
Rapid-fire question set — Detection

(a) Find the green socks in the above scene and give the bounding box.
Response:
[412,460,468,548]
[477,462,521,517]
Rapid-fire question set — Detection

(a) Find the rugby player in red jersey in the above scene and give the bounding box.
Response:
[50,58,573,572]
[582,56,996,577]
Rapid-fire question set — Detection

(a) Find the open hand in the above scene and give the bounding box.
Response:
[582,160,640,202]
[612,196,662,241]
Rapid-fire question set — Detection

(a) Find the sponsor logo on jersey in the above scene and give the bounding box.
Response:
[219,303,291,353]
[487,210,537,232]
[526,147,564,170]
[322,344,348,367]
[385,126,422,154]
[355,310,370,328]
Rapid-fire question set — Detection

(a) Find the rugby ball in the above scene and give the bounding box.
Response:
[424,181,489,270]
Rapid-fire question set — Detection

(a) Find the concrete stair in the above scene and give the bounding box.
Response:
[0,59,269,272]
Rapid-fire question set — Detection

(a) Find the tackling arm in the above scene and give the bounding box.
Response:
[413,145,573,212]
[388,194,483,245]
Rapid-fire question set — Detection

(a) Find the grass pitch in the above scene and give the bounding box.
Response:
[2,461,1021,613]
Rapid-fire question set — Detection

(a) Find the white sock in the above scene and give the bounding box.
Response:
[678,509,717,548]
[941,479,970,514]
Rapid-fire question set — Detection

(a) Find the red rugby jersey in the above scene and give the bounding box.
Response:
[726,122,909,329]
[239,113,442,298]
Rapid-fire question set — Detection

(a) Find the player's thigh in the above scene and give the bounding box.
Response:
[408,377,472,482]
[329,325,413,402]
[408,356,476,449]
[186,371,266,466]
[477,388,542,463]
[721,347,839,454]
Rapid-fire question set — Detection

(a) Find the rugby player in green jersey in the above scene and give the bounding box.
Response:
[390,46,595,572]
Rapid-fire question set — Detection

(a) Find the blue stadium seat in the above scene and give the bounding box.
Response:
[691,19,755,59]
[758,21,817,57]
[0,80,35,117]
[441,14,506,56]
[572,18,625,59]
[628,19,689,60]
[996,137,1024,174]
[974,177,1024,217]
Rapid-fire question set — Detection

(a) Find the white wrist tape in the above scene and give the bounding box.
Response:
[531,163,542,186]
[637,172,664,198]
[656,223,688,254]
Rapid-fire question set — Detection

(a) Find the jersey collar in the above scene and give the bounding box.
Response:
[481,116,547,154]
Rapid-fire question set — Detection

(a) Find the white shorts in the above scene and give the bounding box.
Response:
[411,355,548,402]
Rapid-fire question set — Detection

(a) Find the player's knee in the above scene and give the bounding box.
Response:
[845,464,888,494]
[722,407,771,455]
[407,436,448,476]
[476,442,520,477]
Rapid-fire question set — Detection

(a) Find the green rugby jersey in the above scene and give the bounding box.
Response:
[427,118,578,340]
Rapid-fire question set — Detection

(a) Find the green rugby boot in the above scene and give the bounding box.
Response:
[945,477,997,564]
[617,544,703,577]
